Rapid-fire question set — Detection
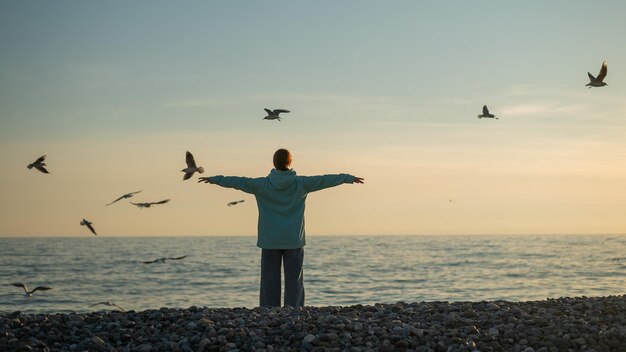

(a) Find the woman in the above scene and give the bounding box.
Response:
[198,148,364,307]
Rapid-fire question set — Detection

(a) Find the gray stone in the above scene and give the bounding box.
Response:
[197,338,211,351]
[573,337,586,346]
[91,336,106,349]
[138,344,152,352]
[69,314,84,322]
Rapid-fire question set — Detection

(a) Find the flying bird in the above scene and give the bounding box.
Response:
[141,255,188,264]
[91,301,126,312]
[106,190,142,206]
[182,151,204,180]
[228,200,245,207]
[586,61,608,88]
[478,105,498,119]
[263,108,290,121]
[80,219,98,236]
[130,199,170,208]
[27,155,50,174]
[11,283,52,297]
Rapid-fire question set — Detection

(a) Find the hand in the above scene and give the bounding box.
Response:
[353,177,364,184]
[198,177,213,184]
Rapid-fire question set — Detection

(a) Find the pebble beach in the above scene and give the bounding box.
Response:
[2,295,625,352]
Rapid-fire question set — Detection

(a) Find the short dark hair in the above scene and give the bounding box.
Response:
[273,149,292,171]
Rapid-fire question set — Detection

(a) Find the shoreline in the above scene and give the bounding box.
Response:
[2,296,625,352]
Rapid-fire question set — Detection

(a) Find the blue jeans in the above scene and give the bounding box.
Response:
[260,248,305,307]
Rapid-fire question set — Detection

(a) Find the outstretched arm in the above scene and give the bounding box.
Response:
[300,174,364,193]
[198,175,264,194]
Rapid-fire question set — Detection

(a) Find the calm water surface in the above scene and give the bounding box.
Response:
[0,235,624,314]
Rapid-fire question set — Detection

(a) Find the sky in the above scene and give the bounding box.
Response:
[1,1,625,237]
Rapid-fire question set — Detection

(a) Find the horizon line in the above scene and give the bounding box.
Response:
[1,233,624,238]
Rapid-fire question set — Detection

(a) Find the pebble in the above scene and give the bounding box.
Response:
[139,343,152,352]
[1,296,624,351]
[91,336,106,348]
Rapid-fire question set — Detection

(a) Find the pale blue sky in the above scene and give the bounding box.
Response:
[1,2,625,236]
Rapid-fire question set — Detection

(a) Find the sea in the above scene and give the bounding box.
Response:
[1,235,624,314]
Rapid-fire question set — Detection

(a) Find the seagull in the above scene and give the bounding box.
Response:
[27,155,50,174]
[263,108,290,121]
[11,283,52,297]
[228,200,245,207]
[182,151,204,181]
[106,190,142,206]
[91,301,126,312]
[130,199,170,208]
[141,255,188,264]
[586,61,608,88]
[80,219,98,236]
[478,105,498,119]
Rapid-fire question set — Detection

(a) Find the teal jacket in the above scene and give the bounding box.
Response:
[209,169,356,249]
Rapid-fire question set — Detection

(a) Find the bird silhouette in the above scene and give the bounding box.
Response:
[263,108,290,121]
[478,105,498,119]
[11,283,52,296]
[141,255,188,264]
[106,190,142,206]
[181,151,204,181]
[130,199,170,208]
[91,301,126,311]
[80,219,98,236]
[586,61,608,88]
[27,155,50,174]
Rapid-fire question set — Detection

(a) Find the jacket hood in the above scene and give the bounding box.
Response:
[268,168,296,190]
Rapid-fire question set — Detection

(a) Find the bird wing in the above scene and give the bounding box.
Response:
[108,190,142,205]
[482,105,490,115]
[86,222,97,235]
[186,151,197,168]
[106,195,126,206]
[597,61,607,81]
[167,255,188,260]
[34,165,50,174]
[264,108,274,116]
[152,199,170,205]
[142,259,158,264]
[32,286,52,292]
[273,109,290,115]
[34,155,46,163]
[11,283,28,293]
[587,72,596,81]
[183,172,193,180]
